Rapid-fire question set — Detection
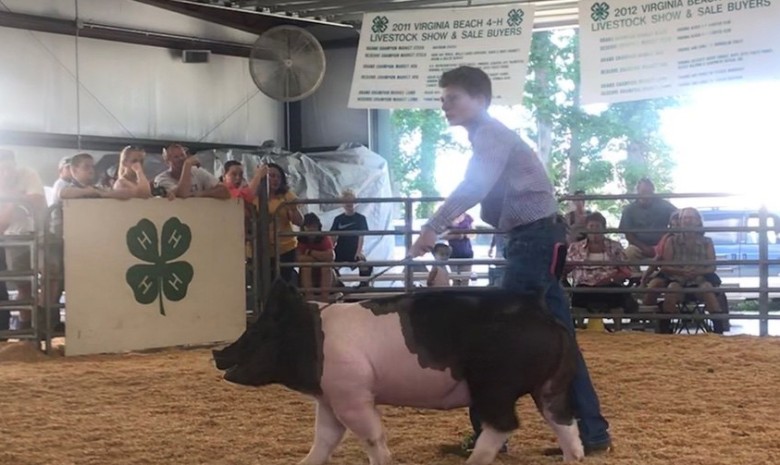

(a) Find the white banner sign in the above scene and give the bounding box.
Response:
[580,0,780,104]
[348,5,535,109]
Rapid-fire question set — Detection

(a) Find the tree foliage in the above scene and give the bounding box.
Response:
[389,109,460,218]
[523,30,676,216]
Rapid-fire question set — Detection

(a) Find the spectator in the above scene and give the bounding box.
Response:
[444,213,475,286]
[154,144,230,199]
[566,212,637,316]
[113,146,152,199]
[297,213,334,302]
[59,153,132,201]
[648,207,725,334]
[640,210,680,287]
[427,243,452,287]
[566,189,591,243]
[223,160,267,209]
[48,153,136,325]
[619,178,677,270]
[0,149,46,329]
[329,189,372,287]
[258,162,303,283]
[51,157,72,201]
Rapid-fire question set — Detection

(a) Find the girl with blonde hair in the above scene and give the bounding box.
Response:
[113,145,152,198]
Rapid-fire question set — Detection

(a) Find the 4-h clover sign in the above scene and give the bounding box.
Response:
[591,2,610,21]
[507,9,524,27]
[126,218,194,316]
[372,15,389,33]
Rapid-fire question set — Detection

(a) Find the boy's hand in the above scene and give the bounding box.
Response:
[410,226,437,257]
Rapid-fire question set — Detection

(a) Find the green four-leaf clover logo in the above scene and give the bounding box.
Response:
[591,2,610,21]
[372,15,389,33]
[507,9,524,27]
[126,218,194,316]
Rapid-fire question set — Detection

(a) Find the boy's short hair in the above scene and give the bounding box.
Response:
[70,153,93,168]
[439,66,492,106]
[303,212,322,230]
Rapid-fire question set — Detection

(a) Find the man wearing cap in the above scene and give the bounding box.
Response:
[408,66,612,460]
[52,156,72,204]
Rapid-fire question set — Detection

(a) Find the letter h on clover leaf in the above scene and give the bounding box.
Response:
[126,218,194,316]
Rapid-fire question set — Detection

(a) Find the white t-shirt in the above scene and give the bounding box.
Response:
[154,167,219,194]
[2,166,44,235]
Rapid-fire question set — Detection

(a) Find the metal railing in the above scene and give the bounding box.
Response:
[265,192,780,336]
[0,198,45,347]
[13,190,780,349]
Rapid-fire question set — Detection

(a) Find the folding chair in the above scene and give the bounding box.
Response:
[673,292,713,334]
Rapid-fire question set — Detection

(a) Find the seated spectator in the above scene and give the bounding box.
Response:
[154,144,230,199]
[0,149,46,329]
[259,162,303,284]
[427,243,452,287]
[566,189,591,243]
[113,146,152,199]
[566,212,637,314]
[297,213,334,302]
[329,189,372,288]
[619,178,677,271]
[640,210,680,287]
[444,213,474,286]
[647,207,724,334]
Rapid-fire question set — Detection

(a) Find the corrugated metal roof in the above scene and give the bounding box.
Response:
[136,0,579,46]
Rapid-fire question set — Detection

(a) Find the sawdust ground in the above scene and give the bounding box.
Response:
[1,332,779,465]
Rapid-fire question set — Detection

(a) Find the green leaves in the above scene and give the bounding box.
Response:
[125,218,194,316]
[127,219,159,263]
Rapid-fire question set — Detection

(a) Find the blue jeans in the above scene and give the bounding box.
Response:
[469,218,610,447]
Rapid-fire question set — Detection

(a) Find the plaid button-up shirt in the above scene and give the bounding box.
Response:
[425,114,557,234]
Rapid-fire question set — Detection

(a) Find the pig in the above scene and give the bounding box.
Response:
[213,279,584,465]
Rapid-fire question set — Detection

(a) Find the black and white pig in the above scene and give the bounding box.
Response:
[213,279,584,465]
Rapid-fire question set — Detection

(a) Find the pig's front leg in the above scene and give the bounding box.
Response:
[331,400,392,465]
[299,400,347,465]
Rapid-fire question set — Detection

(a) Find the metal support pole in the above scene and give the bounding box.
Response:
[758,205,769,337]
[257,188,271,318]
[403,199,413,292]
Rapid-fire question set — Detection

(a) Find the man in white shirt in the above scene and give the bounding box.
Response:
[154,144,230,199]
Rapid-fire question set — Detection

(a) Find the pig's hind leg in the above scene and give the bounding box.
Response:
[331,399,392,465]
[532,383,584,462]
[299,400,347,465]
[466,382,519,465]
